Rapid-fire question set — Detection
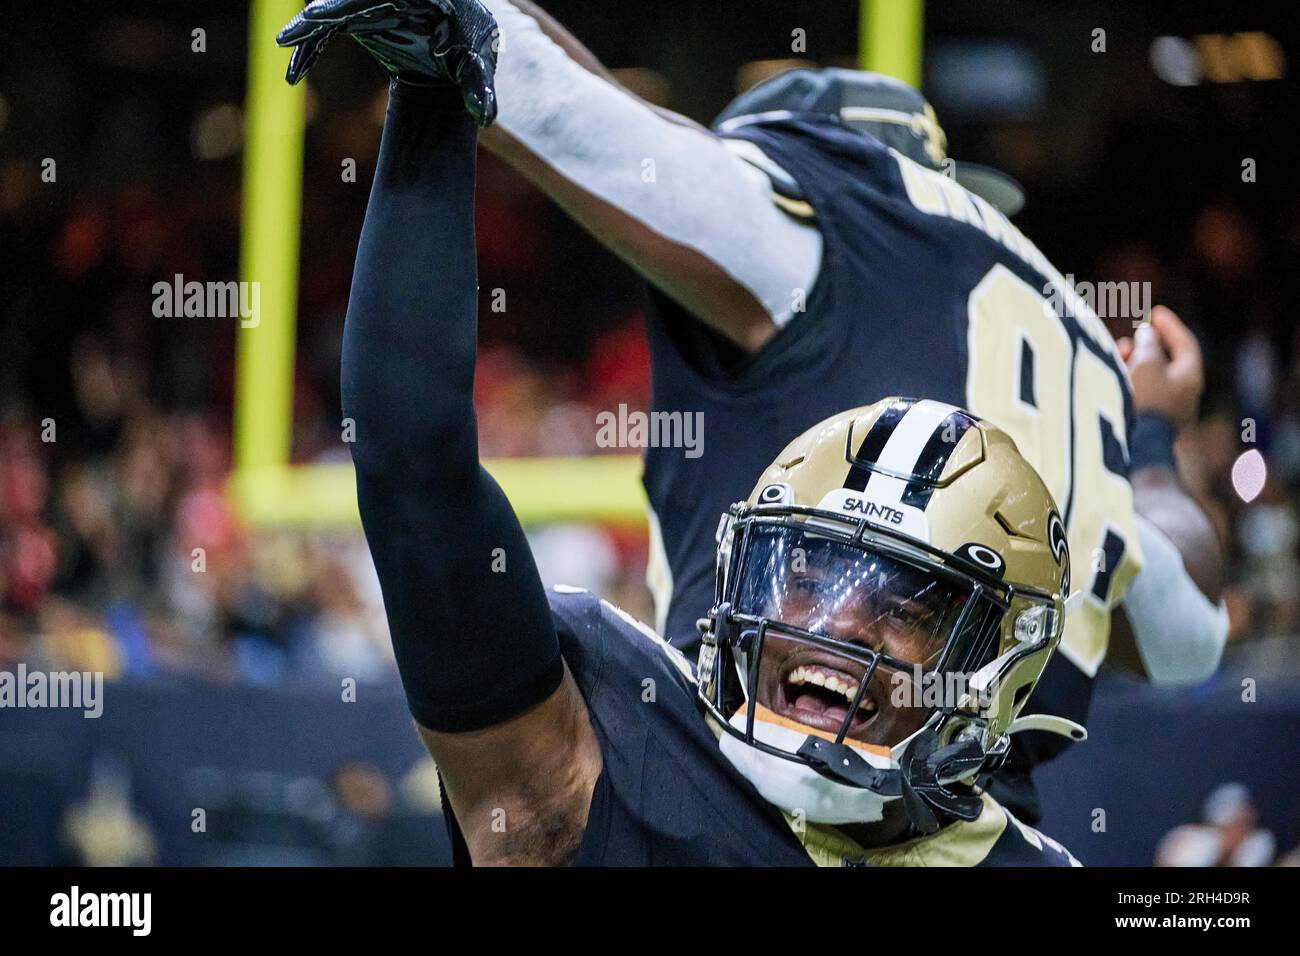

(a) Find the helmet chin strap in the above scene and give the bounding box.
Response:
[796,728,983,835]
[723,698,1079,834]
[795,737,900,793]
[898,731,986,833]
[720,712,903,825]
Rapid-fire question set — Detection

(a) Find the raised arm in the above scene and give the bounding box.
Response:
[476,0,821,352]
[343,82,600,864]
[1110,306,1228,684]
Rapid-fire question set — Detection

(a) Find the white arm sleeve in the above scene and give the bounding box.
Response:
[1121,513,1229,685]
[482,0,822,325]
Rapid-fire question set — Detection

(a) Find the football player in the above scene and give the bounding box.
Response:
[276,0,1227,825]
[279,0,1084,865]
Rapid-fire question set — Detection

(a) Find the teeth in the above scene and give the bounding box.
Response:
[787,665,860,703]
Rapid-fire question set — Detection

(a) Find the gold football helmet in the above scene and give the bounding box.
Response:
[698,397,1081,831]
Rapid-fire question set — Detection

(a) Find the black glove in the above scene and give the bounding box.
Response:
[276,0,499,127]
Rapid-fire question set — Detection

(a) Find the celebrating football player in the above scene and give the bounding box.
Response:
[278,0,1089,865]
[278,0,1227,827]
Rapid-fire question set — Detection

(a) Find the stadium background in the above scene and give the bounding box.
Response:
[2,0,1299,865]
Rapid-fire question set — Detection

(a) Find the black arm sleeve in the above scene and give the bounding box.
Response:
[342,83,563,732]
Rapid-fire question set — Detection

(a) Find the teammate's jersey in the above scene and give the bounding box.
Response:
[643,116,1144,810]
[439,588,1079,866]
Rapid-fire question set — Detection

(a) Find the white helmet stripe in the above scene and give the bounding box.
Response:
[862,399,963,505]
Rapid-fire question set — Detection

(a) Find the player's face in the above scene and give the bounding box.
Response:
[733,526,967,748]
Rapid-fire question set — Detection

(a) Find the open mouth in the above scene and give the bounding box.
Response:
[776,658,878,739]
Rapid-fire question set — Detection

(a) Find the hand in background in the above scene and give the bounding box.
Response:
[1116,305,1205,425]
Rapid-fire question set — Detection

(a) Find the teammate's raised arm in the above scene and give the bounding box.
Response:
[1111,306,1228,684]
[475,0,821,351]
[301,7,602,862]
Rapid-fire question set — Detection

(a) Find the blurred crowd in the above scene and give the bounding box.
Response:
[0,194,655,689]
[2,11,1299,701]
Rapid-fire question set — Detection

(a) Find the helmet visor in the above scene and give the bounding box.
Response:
[729,522,979,748]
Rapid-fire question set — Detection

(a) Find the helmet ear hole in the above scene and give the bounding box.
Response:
[759,482,793,505]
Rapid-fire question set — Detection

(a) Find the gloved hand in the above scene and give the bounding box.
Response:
[276,0,499,126]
